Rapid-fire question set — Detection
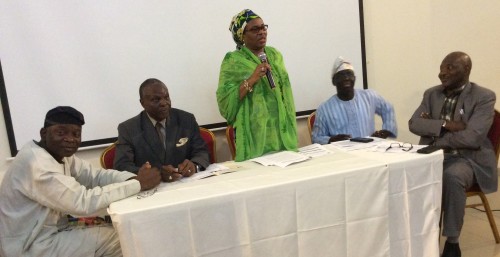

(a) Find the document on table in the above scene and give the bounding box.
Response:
[251,151,311,168]
[329,137,381,151]
[180,163,233,181]
[142,163,239,196]
[298,143,332,157]
[330,138,424,153]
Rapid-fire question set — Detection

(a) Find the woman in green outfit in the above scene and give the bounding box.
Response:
[216,9,298,161]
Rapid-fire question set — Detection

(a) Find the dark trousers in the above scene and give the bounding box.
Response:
[442,154,475,238]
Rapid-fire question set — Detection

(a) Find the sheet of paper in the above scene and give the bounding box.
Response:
[329,138,381,151]
[251,151,311,168]
[180,163,232,181]
[298,143,332,158]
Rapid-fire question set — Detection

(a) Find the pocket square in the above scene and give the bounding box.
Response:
[176,137,188,147]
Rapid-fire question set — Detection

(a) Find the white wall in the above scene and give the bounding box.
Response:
[363,0,500,143]
[1,0,500,180]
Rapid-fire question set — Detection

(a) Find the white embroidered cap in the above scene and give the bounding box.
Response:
[332,56,354,77]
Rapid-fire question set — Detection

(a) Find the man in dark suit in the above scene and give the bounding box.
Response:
[114,78,210,182]
[409,52,497,257]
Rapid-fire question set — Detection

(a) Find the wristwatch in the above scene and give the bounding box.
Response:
[442,120,447,127]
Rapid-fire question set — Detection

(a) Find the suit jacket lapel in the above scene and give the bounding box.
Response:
[454,83,471,122]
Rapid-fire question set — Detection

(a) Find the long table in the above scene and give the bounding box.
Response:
[108,146,443,257]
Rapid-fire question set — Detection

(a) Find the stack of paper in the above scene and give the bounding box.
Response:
[182,163,233,181]
[298,143,331,157]
[329,138,380,151]
[251,151,311,168]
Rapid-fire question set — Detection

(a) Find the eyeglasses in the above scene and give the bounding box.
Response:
[245,24,268,34]
[386,142,413,152]
[137,187,158,199]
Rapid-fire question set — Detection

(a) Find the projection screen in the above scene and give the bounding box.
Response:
[0,0,365,155]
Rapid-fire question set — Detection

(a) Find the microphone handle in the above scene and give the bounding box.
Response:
[265,70,276,89]
[259,54,276,89]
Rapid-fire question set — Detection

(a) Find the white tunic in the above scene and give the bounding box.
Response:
[0,141,141,257]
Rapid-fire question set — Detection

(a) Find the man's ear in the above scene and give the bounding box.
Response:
[40,127,47,140]
[465,64,472,77]
[139,98,145,108]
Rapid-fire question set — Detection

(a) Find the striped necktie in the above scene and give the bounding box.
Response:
[155,122,165,148]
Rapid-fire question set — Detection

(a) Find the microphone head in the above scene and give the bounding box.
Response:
[258,52,267,62]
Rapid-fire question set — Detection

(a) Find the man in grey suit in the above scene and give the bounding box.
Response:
[409,51,497,257]
[114,78,210,182]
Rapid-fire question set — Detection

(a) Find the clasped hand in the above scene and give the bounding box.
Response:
[371,130,392,139]
[251,63,271,81]
[135,162,161,191]
[328,134,351,143]
[160,159,196,182]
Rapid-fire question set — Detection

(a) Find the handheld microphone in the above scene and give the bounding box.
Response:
[257,52,276,89]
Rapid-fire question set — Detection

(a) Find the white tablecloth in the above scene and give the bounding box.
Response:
[108,147,443,257]
[347,148,443,257]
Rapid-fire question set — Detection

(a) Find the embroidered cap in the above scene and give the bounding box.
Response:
[332,56,354,77]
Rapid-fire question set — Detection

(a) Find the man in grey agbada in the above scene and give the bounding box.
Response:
[409,51,497,257]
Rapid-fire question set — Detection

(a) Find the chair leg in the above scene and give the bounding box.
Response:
[478,192,500,243]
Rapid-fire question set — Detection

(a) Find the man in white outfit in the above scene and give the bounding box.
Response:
[0,106,161,257]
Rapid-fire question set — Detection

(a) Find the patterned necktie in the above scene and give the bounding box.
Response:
[155,122,165,148]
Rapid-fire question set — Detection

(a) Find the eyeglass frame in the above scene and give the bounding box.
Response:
[244,24,268,34]
[137,187,158,199]
[385,142,413,152]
